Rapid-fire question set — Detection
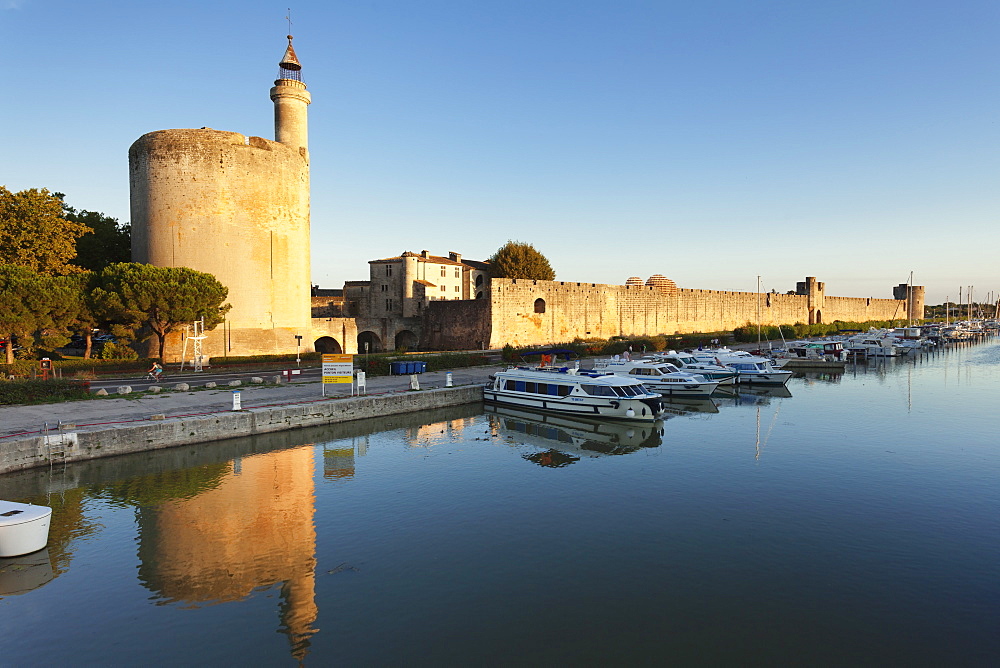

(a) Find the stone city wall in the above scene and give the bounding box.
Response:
[483,278,918,348]
[421,298,492,350]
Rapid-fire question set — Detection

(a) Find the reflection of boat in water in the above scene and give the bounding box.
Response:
[791,370,844,384]
[659,396,720,414]
[485,405,664,465]
[0,547,53,596]
[714,384,793,407]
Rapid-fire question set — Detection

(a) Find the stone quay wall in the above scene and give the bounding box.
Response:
[0,386,482,475]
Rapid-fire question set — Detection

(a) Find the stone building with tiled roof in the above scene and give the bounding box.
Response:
[319,250,490,352]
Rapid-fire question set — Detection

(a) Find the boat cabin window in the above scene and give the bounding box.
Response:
[581,384,617,397]
[504,379,571,396]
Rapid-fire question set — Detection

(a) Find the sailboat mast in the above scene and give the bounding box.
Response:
[907,271,913,327]
[756,275,762,349]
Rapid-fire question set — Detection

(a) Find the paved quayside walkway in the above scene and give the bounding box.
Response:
[0,366,500,440]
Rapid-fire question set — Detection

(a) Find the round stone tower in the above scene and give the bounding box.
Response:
[129,36,312,360]
[270,36,311,151]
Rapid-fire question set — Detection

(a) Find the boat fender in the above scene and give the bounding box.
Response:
[626,408,636,418]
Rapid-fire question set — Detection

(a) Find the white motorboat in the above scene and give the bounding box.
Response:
[590,358,719,398]
[485,350,664,421]
[770,340,848,370]
[843,333,907,357]
[691,348,793,386]
[778,340,849,361]
[0,500,52,558]
[647,351,738,385]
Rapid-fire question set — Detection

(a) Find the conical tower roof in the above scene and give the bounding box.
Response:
[279,35,302,71]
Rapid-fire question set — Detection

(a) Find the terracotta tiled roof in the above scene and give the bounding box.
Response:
[413,279,434,286]
[463,259,490,271]
[369,252,483,268]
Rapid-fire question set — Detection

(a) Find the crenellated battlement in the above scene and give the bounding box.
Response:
[470,276,925,349]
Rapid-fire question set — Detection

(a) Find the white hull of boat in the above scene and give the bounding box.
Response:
[0,501,52,558]
[737,369,795,386]
[484,387,661,421]
[485,367,663,421]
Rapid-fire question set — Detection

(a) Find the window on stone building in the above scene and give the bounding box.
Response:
[441,267,446,277]
[454,286,459,292]
[381,284,387,292]
[440,285,446,291]
[455,268,460,277]
[534,298,546,313]
[385,298,393,311]
[385,265,392,276]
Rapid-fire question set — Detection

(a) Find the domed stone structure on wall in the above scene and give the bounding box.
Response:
[645,274,678,295]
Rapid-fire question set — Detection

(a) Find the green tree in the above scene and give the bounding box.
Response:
[65,206,131,272]
[0,187,92,275]
[95,263,231,361]
[487,240,555,281]
[0,265,53,364]
[52,272,105,359]
[36,272,86,353]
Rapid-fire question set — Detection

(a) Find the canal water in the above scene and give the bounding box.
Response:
[2,341,999,666]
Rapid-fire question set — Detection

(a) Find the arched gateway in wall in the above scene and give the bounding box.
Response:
[313,336,342,354]
[394,330,418,351]
[357,331,382,353]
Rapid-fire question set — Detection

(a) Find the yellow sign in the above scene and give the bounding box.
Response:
[322,354,353,384]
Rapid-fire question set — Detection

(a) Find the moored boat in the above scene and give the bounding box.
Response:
[590,358,719,397]
[0,500,52,558]
[648,351,739,385]
[691,348,794,386]
[485,353,663,421]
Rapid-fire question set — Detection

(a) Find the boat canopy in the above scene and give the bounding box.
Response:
[519,348,579,359]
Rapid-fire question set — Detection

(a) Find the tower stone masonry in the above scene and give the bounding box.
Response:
[129,36,312,361]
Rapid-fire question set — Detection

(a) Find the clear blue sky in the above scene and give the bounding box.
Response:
[4,0,998,305]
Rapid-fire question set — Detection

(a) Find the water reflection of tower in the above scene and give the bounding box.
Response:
[135,447,318,661]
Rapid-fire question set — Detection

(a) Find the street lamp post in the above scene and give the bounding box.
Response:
[295,334,303,367]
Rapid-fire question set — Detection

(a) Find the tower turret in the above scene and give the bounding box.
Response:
[270,35,311,150]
